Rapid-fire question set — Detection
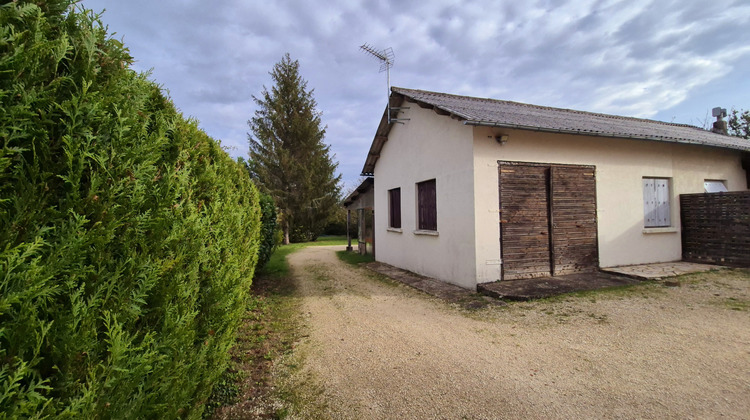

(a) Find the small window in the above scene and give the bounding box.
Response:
[388,188,401,228]
[704,180,727,193]
[643,178,671,227]
[417,179,437,231]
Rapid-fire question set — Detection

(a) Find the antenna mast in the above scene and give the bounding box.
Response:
[360,43,407,124]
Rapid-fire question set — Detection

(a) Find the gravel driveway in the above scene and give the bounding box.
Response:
[281,245,750,419]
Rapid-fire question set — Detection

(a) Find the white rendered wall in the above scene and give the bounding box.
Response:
[472,127,747,284]
[373,105,477,288]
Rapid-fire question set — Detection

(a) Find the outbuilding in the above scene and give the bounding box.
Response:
[359,87,750,289]
[343,177,374,256]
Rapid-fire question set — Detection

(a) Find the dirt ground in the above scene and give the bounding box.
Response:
[278,245,750,419]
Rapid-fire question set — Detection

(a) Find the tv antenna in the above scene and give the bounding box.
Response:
[360,43,408,124]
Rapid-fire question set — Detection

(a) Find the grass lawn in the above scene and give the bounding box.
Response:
[336,250,374,265]
[311,235,350,246]
[262,235,349,277]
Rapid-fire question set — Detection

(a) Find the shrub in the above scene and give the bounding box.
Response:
[323,205,357,237]
[255,192,279,270]
[289,225,314,243]
[0,1,260,418]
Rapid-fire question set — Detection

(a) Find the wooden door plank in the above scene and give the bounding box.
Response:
[499,164,551,280]
[550,165,599,275]
[548,166,556,276]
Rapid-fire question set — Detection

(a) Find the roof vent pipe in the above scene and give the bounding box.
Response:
[712,107,728,135]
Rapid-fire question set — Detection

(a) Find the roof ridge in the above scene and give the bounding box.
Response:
[391,86,711,133]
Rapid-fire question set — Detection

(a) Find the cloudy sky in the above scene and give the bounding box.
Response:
[83,0,750,190]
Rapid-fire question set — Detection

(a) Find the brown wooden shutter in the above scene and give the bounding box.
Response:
[389,188,401,228]
[418,179,437,230]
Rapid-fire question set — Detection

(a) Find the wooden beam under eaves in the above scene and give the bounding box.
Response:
[374,135,388,144]
[433,107,450,116]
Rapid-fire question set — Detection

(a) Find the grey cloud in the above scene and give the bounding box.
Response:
[83,0,750,187]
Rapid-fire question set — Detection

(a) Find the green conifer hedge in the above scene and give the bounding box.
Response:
[256,192,280,270]
[0,1,261,418]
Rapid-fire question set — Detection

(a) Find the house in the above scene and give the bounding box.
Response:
[358,87,750,290]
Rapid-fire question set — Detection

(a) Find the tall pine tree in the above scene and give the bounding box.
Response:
[248,54,341,244]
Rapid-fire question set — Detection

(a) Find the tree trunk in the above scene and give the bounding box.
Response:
[283,219,290,245]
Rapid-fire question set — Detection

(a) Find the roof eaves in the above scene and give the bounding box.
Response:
[464,120,750,152]
[403,97,472,121]
[392,87,473,121]
[361,93,406,176]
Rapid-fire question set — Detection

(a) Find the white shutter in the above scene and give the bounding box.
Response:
[643,178,671,227]
[643,179,657,227]
[654,179,670,226]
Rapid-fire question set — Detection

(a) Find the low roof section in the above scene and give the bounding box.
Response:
[343,177,374,210]
[361,87,750,175]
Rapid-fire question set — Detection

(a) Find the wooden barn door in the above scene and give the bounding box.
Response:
[499,162,598,280]
[498,164,552,279]
[549,166,598,275]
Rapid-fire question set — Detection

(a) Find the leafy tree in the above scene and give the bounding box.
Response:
[728,108,750,139]
[248,54,341,244]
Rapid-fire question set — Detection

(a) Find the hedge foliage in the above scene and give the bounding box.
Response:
[255,192,279,270]
[0,1,261,418]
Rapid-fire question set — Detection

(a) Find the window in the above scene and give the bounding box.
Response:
[388,188,401,228]
[417,179,437,231]
[643,178,671,227]
[704,180,727,193]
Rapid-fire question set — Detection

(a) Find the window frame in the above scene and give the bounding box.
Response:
[416,179,437,231]
[388,187,401,229]
[643,177,672,228]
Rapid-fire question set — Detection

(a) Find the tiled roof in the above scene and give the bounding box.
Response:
[361,87,749,175]
[343,177,373,208]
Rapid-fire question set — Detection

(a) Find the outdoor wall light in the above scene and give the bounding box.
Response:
[495,135,509,145]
